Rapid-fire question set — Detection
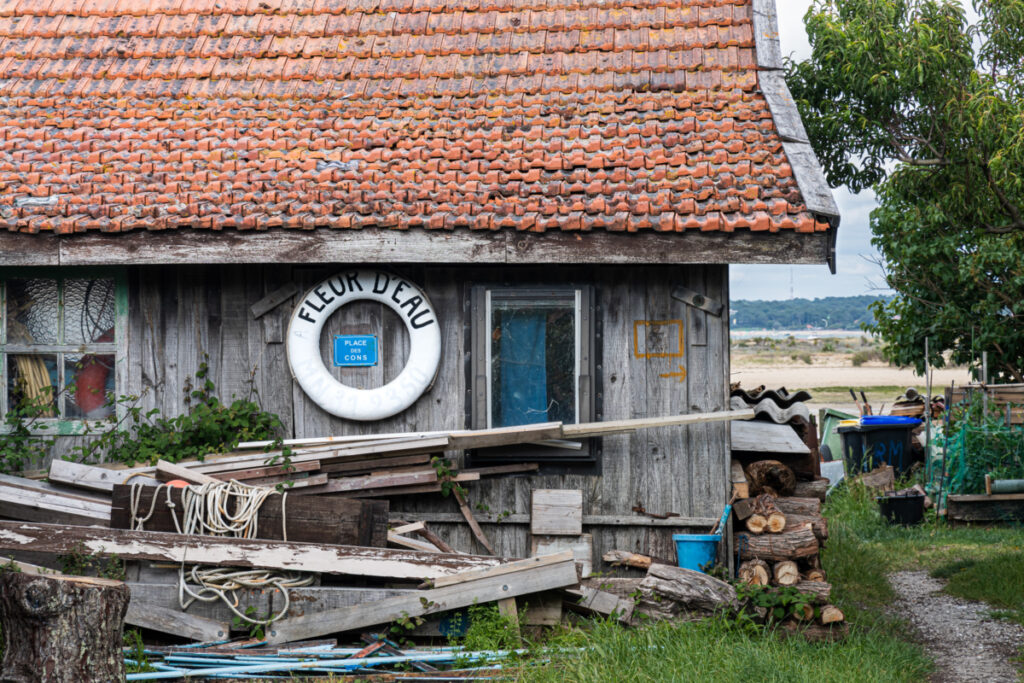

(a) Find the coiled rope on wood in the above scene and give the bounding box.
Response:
[129,479,313,626]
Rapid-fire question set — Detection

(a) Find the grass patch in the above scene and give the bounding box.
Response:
[804,385,925,406]
[930,553,1024,625]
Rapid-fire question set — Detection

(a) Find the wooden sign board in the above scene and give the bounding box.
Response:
[531,489,583,536]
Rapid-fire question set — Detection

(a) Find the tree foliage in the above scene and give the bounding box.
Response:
[731,295,889,330]
[788,0,1024,382]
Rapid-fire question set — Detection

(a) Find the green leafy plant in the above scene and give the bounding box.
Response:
[734,584,814,626]
[57,541,125,580]
[430,456,466,499]
[123,629,155,674]
[0,385,58,473]
[231,606,268,640]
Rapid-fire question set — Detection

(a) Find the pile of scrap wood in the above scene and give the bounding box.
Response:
[729,457,847,640]
[0,409,753,652]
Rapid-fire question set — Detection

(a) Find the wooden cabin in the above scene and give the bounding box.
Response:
[0,0,838,561]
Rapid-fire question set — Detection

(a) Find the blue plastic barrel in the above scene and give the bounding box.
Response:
[672,533,721,572]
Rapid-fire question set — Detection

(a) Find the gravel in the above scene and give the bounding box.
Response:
[890,570,1024,682]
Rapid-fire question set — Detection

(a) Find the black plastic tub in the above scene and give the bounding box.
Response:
[877,493,925,526]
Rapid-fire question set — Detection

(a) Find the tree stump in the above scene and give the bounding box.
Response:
[0,573,129,683]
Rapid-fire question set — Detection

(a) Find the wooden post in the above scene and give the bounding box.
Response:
[0,573,130,683]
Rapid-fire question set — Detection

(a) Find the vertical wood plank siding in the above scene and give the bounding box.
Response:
[120,264,729,558]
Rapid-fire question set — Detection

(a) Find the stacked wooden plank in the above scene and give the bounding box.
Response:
[0,409,755,645]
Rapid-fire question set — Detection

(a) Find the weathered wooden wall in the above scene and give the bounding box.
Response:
[121,263,730,560]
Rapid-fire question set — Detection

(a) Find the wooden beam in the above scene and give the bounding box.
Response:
[250,282,299,319]
[266,556,579,644]
[1,228,832,268]
[562,409,754,437]
[207,460,320,482]
[429,551,574,589]
[0,521,508,580]
[388,512,718,527]
[109,486,388,547]
[448,423,562,450]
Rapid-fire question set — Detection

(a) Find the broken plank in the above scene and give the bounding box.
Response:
[429,551,574,589]
[318,454,431,476]
[47,460,157,493]
[532,534,593,578]
[266,557,579,644]
[454,488,495,555]
[125,601,229,642]
[250,282,299,319]
[241,473,329,489]
[0,486,110,527]
[293,470,439,495]
[0,521,507,580]
[155,460,221,486]
[207,460,320,481]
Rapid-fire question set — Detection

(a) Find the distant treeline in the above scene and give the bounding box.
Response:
[731,295,891,330]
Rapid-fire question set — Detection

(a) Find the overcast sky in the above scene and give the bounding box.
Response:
[730,1,886,301]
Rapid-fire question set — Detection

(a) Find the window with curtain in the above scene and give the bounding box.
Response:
[468,285,598,468]
[1,273,123,424]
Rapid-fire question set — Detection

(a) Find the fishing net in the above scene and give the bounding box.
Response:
[927,406,1024,499]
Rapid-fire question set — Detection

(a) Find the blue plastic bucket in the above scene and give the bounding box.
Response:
[672,533,721,572]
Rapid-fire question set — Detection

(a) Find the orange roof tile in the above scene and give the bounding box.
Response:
[0,0,835,236]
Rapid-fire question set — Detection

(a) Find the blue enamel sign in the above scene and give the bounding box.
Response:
[333,335,378,367]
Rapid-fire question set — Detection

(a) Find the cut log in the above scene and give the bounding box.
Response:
[793,477,829,501]
[0,573,129,683]
[794,581,832,604]
[784,514,829,542]
[746,494,786,535]
[820,604,845,625]
[736,525,818,561]
[773,497,821,517]
[804,568,827,582]
[857,465,895,492]
[639,563,737,613]
[746,514,768,534]
[794,603,815,621]
[738,559,770,586]
[603,550,653,570]
[773,560,800,587]
[746,460,796,497]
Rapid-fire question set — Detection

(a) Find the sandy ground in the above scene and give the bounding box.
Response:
[731,363,972,390]
[890,571,1024,682]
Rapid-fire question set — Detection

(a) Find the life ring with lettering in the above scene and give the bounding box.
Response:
[286,270,441,421]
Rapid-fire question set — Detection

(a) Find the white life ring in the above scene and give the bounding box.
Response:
[286,270,441,421]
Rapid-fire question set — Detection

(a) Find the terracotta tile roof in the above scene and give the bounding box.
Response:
[0,0,833,235]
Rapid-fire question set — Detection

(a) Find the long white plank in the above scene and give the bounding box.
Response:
[0,521,506,580]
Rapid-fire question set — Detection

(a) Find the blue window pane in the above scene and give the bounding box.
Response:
[491,296,576,428]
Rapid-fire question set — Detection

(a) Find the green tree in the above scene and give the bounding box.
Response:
[788,0,1024,382]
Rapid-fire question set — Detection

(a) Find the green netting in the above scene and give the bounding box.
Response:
[927,419,1024,499]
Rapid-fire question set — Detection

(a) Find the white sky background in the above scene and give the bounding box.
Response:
[731,1,979,301]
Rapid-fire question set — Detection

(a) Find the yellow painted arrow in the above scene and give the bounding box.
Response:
[659,365,687,382]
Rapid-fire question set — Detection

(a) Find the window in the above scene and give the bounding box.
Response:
[467,285,599,468]
[1,272,124,427]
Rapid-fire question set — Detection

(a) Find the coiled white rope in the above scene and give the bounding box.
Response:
[129,479,312,626]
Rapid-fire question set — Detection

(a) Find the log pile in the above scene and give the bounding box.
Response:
[732,457,845,636]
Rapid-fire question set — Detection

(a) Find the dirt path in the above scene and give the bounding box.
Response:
[890,571,1024,682]
[730,364,971,389]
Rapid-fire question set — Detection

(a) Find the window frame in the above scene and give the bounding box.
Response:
[0,267,128,435]
[466,283,601,470]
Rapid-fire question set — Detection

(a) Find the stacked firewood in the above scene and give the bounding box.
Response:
[732,458,846,639]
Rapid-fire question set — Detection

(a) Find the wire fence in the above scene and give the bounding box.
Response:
[928,420,1024,497]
